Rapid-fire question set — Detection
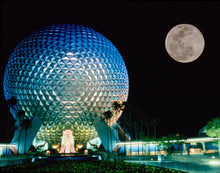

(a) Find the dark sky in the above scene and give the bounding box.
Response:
[1,0,220,140]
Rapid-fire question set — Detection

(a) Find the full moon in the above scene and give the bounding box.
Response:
[165,24,205,63]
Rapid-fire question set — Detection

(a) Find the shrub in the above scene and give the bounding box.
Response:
[0,160,184,173]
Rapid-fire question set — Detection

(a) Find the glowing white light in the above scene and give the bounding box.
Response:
[209,160,220,165]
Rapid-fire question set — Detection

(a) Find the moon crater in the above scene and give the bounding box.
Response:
[165,24,205,63]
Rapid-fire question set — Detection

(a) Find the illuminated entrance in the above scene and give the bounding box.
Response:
[59,130,76,153]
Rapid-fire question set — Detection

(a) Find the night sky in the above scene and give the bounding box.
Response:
[1,0,220,140]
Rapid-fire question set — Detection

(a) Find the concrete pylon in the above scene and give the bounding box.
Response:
[11,115,42,154]
[93,116,119,152]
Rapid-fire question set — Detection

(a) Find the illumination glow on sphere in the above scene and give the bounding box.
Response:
[3,24,129,144]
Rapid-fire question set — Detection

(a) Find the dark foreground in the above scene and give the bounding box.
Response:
[0,160,184,173]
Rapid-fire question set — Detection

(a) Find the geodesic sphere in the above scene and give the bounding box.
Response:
[3,24,129,144]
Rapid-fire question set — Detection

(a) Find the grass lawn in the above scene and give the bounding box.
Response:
[0,160,185,172]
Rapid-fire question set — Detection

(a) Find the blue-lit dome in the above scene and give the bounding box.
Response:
[3,24,129,144]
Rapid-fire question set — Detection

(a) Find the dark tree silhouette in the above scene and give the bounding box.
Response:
[6,97,17,154]
[20,114,32,154]
[17,110,25,154]
[6,96,17,108]
[143,115,151,137]
[103,110,113,124]
[112,101,125,113]
[102,101,126,153]
[103,110,113,152]
[151,117,159,139]
[205,117,220,156]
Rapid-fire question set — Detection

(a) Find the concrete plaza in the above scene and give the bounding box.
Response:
[125,154,220,173]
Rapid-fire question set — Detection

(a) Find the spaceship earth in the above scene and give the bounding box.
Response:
[3,24,129,144]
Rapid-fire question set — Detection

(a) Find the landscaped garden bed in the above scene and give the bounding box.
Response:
[0,160,184,172]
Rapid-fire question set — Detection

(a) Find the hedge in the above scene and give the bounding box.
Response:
[0,160,184,173]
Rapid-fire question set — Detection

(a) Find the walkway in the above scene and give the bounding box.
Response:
[0,155,32,167]
[125,155,220,173]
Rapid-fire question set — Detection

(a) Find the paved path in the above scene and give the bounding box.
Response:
[125,159,220,173]
[0,155,32,167]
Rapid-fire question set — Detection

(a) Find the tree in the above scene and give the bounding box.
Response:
[205,117,220,156]
[112,101,126,138]
[20,114,32,154]
[133,121,142,155]
[112,101,125,113]
[112,101,125,129]
[102,101,126,153]
[139,118,145,140]
[158,134,187,156]
[133,121,140,140]
[143,115,151,137]
[159,134,175,155]
[136,109,147,139]
[103,110,113,126]
[142,136,158,155]
[103,110,113,152]
[174,134,187,155]
[6,96,17,108]
[151,117,159,139]
[17,110,25,154]
[6,97,17,154]
[127,106,133,139]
